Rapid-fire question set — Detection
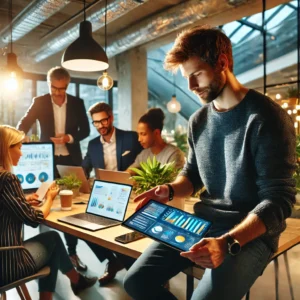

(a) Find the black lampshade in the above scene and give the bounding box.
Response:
[6,52,23,75]
[61,21,109,72]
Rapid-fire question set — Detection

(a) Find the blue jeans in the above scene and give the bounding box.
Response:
[124,229,272,300]
[24,231,74,292]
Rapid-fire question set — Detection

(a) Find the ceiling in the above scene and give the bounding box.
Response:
[0,0,289,80]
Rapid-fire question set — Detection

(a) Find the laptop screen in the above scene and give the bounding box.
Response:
[122,200,212,251]
[13,142,55,192]
[86,180,132,221]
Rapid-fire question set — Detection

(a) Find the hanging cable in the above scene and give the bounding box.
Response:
[9,0,13,53]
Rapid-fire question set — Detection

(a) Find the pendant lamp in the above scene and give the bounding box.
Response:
[97,0,113,90]
[3,0,23,91]
[61,0,108,72]
[167,75,181,113]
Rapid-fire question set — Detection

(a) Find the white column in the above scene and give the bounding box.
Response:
[116,47,148,130]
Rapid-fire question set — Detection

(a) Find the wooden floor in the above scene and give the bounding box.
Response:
[5,225,300,300]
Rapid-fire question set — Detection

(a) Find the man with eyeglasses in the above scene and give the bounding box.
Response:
[82,101,143,285]
[17,66,90,275]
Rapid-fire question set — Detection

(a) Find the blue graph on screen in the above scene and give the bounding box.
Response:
[24,153,50,160]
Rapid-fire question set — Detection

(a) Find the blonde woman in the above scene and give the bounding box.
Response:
[0,125,97,300]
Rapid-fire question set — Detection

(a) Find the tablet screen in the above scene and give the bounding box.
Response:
[122,200,212,251]
[13,142,55,192]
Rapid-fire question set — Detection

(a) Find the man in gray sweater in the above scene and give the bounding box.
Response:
[123,26,296,300]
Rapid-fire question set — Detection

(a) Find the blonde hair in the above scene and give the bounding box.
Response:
[0,125,25,171]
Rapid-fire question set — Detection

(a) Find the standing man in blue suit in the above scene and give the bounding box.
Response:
[83,102,143,176]
[82,102,143,285]
[17,66,90,274]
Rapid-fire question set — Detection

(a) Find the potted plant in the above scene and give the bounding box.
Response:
[129,157,185,209]
[56,174,82,198]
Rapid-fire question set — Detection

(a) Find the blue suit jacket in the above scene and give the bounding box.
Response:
[82,127,143,176]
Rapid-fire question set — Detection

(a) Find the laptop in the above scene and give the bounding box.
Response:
[57,165,90,194]
[13,142,55,193]
[58,179,133,231]
[122,200,212,251]
[94,168,133,185]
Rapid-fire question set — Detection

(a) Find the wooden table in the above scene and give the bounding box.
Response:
[44,193,155,258]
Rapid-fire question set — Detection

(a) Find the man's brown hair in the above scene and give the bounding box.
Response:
[164,25,233,72]
[88,102,112,117]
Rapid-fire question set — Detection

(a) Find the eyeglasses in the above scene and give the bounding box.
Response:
[92,116,110,127]
[50,85,68,93]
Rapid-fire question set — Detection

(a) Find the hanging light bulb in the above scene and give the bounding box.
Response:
[97,71,113,90]
[167,74,181,113]
[167,94,181,113]
[2,0,23,91]
[97,0,113,90]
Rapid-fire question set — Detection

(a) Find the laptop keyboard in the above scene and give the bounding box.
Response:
[76,214,120,226]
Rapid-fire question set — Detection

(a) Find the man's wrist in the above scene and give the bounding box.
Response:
[222,233,241,256]
[165,184,174,201]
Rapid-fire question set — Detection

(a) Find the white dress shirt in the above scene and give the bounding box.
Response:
[100,127,117,171]
[51,95,73,156]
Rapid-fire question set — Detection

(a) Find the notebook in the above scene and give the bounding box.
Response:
[122,200,212,251]
[58,179,133,231]
[13,142,55,193]
[57,165,90,194]
[94,168,133,185]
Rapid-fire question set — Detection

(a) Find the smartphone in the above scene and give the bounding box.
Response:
[115,231,145,244]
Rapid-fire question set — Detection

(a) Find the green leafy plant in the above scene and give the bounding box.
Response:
[55,174,82,190]
[173,131,188,156]
[130,156,179,195]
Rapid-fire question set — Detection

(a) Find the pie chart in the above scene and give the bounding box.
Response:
[151,226,163,234]
[175,235,185,243]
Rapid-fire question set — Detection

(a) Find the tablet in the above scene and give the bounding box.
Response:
[13,142,55,193]
[122,200,212,251]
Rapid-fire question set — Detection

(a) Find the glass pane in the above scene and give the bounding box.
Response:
[222,21,240,38]
[266,5,294,30]
[37,81,48,96]
[230,25,252,44]
[15,79,33,128]
[0,79,33,127]
[67,83,76,96]
[247,12,262,26]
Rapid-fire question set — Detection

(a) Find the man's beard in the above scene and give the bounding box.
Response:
[98,125,112,136]
[194,72,226,104]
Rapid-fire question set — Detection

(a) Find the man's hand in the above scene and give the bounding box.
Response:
[180,237,228,269]
[50,133,70,144]
[25,193,40,206]
[134,185,169,211]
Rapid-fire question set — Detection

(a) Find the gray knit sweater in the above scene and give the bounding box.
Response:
[180,89,296,252]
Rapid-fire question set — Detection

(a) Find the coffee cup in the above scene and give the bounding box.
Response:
[59,190,73,211]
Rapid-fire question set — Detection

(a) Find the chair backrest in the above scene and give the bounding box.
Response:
[0,266,50,294]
